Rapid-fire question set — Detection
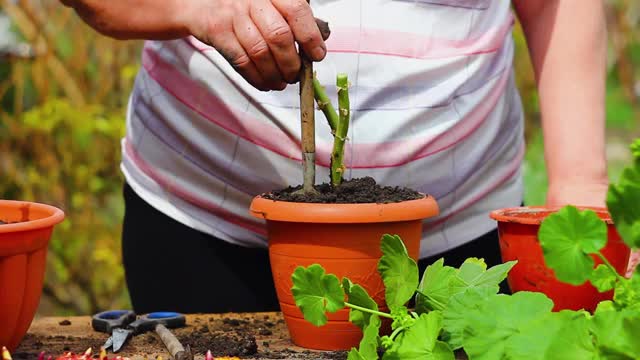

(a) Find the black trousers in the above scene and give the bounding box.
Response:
[122,183,507,314]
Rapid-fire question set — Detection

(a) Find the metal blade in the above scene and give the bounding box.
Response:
[102,336,113,350]
[112,328,133,353]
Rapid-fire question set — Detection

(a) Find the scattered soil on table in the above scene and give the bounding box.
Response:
[179,315,347,359]
[263,176,423,204]
[16,313,347,360]
[12,334,105,359]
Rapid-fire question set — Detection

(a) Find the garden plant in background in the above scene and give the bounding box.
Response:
[0,1,139,314]
[292,138,640,359]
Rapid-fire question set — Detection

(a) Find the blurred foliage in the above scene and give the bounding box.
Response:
[0,1,140,315]
[0,0,637,315]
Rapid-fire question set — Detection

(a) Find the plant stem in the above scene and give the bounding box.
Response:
[345,302,394,319]
[312,75,339,132]
[298,43,317,195]
[330,73,350,187]
[389,326,407,341]
[596,252,627,283]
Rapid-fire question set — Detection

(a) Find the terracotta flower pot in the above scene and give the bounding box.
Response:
[0,200,64,351]
[490,207,630,312]
[250,195,438,351]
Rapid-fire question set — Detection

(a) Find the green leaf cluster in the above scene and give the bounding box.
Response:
[290,139,640,359]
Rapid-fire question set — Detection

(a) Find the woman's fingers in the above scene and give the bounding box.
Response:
[214,32,270,91]
[233,13,287,89]
[250,0,300,84]
[272,0,326,61]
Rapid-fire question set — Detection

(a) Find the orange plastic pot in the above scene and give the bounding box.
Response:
[490,207,630,312]
[0,200,64,351]
[250,195,438,350]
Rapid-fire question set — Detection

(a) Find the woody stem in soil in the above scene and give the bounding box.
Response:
[330,73,350,186]
[299,0,317,195]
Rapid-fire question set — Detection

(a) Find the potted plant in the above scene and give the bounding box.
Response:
[488,139,640,312]
[289,136,639,358]
[0,200,65,351]
[250,70,439,350]
[489,206,630,311]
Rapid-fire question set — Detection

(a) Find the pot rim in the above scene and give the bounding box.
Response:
[0,200,65,234]
[489,206,613,225]
[250,194,439,223]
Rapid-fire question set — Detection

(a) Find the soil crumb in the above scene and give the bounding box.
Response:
[58,320,72,326]
[263,177,423,204]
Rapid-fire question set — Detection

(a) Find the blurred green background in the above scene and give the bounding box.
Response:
[0,1,638,316]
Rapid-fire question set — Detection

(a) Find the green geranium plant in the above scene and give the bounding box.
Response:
[291,138,640,360]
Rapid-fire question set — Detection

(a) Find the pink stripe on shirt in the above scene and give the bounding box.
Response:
[142,46,509,168]
[186,16,512,60]
[124,140,266,236]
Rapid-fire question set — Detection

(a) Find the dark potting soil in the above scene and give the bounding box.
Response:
[15,313,348,360]
[179,315,347,359]
[263,177,424,204]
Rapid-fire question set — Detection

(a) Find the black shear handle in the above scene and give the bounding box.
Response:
[129,312,186,334]
[92,310,136,333]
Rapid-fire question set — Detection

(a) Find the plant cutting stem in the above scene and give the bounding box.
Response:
[312,76,338,132]
[344,302,394,319]
[596,252,627,283]
[330,73,350,186]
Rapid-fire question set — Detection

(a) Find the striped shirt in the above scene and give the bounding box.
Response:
[121,0,525,258]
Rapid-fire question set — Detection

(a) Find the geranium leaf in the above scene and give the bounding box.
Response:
[590,264,618,292]
[631,138,640,161]
[462,292,555,360]
[505,310,576,360]
[538,206,607,285]
[343,277,378,329]
[442,287,494,350]
[416,258,515,315]
[383,311,454,360]
[613,275,640,310]
[360,314,381,359]
[450,258,516,296]
[544,311,596,359]
[415,258,456,313]
[607,177,640,250]
[589,302,640,358]
[347,350,367,360]
[291,264,345,326]
[378,234,419,311]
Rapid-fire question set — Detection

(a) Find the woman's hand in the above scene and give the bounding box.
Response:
[62,0,327,91]
[188,0,327,91]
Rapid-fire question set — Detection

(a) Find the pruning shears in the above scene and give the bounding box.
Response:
[92,310,186,353]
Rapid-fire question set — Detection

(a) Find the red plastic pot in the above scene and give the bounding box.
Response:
[0,200,64,351]
[490,207,630,312]
[250,195,439,351]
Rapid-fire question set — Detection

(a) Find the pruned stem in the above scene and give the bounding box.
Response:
[312,74,339,132]
[330,73,350,187]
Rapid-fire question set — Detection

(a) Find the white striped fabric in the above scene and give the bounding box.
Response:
[121,0,525,258]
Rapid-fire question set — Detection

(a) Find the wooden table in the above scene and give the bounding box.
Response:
[14,312,345,359]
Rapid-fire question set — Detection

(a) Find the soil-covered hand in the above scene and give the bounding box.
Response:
[187,0,327,91]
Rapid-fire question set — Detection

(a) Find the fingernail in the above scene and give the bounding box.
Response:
[311,46,326,61]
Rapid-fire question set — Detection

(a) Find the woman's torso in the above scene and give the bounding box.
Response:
[122,0,525,258]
